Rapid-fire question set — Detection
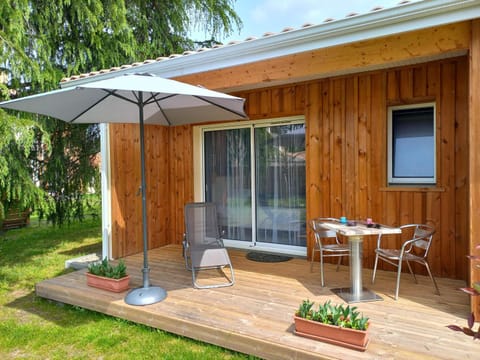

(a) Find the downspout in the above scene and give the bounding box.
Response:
[100,123,112,259]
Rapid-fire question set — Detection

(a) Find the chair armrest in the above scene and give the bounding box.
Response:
[400,236,429,253]
[374,233,384,249]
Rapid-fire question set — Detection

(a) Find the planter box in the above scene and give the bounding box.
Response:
[86,273,130,292]
[294,315,369,351]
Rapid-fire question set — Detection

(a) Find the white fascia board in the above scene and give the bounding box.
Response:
[62,0,480,89]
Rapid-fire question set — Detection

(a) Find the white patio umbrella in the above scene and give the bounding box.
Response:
[0,73,247,306]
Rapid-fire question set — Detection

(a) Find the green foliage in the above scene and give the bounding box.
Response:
[296,299,314,319]
[0,108,49,220]
[83,193,101,218]
[0,1,241,225]
[38,121,100,225]
[295,300,370,331]
[1,1,241,89]
[88,258,127,279]
[126,0,242,58]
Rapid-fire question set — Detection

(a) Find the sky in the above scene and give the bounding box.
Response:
[190,0,422,44]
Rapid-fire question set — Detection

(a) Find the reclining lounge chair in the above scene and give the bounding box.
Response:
[183,202,235,289]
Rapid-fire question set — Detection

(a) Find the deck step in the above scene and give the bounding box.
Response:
[65,253,101,270]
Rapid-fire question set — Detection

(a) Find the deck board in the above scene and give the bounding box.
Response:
[36,245,476,360]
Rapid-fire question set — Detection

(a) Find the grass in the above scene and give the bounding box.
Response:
[0,218,255,359]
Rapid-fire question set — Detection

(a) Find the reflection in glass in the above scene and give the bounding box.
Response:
[255,124,306,246]
[204,129,252,241]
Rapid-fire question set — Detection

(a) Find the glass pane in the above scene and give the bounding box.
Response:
[204,128,252,242]
[255,124,306,246]
[392,107,434,179]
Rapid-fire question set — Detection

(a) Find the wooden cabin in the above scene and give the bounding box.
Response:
[62,0,480,315]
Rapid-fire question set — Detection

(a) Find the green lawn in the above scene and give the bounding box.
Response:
[0,218,255,359]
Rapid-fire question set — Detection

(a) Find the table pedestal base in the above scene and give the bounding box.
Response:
[331,235,382,303]
[331,287,383,303]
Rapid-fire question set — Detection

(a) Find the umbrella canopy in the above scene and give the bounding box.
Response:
[0,73,246,125]
[0,73,247,306]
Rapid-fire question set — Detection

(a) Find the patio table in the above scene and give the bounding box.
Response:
[318,219,401,303]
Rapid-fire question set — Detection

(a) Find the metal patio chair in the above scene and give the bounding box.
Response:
[310,218,350,287]
[183,202,235,289]
[371,223,440,300]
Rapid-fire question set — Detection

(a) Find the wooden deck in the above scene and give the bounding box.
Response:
[36,245,476,360]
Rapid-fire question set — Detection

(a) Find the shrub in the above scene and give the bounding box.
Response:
[88,257,127,279]
[295,299,369,331]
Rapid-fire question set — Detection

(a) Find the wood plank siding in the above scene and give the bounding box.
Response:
[109,56,469,284]
[109,124,171,257]
[304,58,469,280]
[469,19,480,317]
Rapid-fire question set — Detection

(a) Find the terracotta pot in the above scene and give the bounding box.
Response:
[293,315,369,351]
[86,273,130,292]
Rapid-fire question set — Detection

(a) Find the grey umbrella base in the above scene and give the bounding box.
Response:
[124,286,167,306]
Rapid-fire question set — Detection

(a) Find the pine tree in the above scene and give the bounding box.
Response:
[0,0,241,224]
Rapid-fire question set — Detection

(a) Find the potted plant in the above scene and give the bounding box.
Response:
[86,257,130,292]
[447,245,480,339]
[294,299,370,351]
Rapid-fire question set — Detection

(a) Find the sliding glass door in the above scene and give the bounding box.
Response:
[203,119,306,253]
[254,124,306,247]
[204,127,252,242]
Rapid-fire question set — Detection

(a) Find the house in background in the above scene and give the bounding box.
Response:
[61,0,480,314]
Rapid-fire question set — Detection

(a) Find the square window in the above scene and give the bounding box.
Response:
[388,103,436,185]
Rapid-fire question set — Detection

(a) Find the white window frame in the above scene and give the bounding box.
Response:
[387,102,436,185]
[192,116,307,257]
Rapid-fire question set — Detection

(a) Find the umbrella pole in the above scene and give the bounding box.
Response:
[125,92,167,306]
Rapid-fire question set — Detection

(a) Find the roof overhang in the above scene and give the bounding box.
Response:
[62,0,480,90]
